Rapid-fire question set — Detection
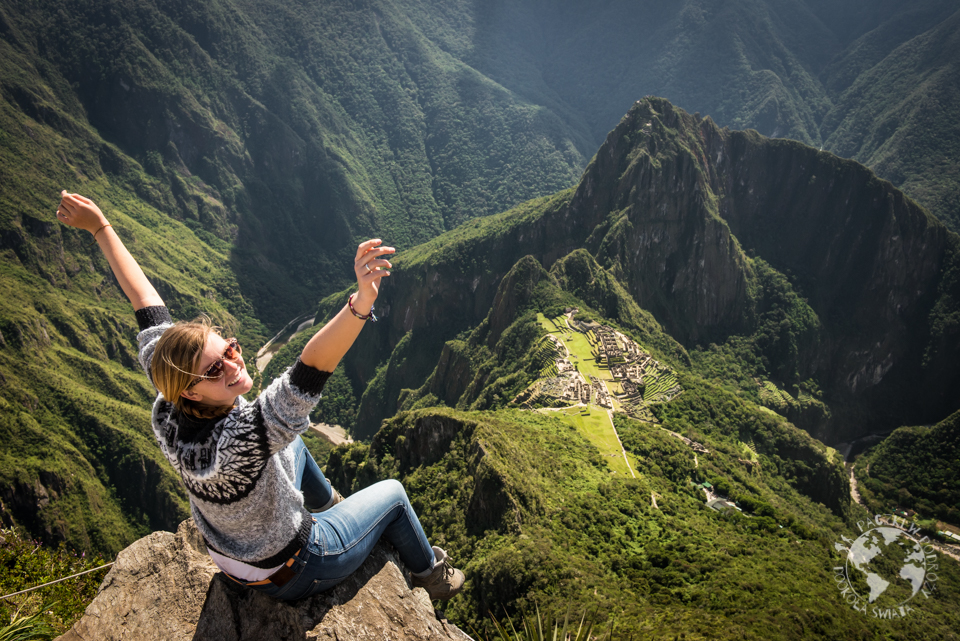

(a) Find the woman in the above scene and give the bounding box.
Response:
[55,190,463,601]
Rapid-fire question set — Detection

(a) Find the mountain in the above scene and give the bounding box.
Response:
[339,98,960,445]
[0,0,590,326]
[305,97,960,633]
[0,0,590,554]
[405,0,960,230]
[821,2,960,232]
[320,403,959,637]
[0,0,958,604]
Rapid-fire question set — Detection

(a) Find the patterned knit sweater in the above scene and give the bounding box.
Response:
[135,306,330,568]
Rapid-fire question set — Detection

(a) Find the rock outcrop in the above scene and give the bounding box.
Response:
[57,521,473,641]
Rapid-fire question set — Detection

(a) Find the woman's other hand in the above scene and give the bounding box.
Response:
[56,191,109,234]
[353,239,394,312]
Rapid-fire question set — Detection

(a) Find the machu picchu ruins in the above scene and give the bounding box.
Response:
[515,309,682,420]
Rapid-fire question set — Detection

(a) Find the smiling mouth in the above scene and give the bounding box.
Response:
[226,369,244,387]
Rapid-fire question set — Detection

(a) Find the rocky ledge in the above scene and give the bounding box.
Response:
[57,521,472,640]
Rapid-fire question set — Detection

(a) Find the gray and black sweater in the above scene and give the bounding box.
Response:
[135,306,330,568]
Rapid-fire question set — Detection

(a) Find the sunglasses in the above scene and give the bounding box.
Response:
[189,338,242,388]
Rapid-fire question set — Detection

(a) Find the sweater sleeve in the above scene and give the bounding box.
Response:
[255,359,331,452]
[135,306,174,389]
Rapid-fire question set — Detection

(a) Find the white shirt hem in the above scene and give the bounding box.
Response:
[208,548,285,581]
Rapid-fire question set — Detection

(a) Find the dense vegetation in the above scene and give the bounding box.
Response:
[0,526,110,636]
[296,230,956,634]
[1,1,959,555]
[336,97,958,446]
[406,0,960,231]
[1,1,959,636]
[0,0,593,555]
[325,404,960,639]
[854,411,960,525]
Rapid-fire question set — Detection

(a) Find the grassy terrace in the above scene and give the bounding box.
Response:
[533,314,638,476]
[544,406,635,477]
[644,371,678,402]
[536,313,608,381]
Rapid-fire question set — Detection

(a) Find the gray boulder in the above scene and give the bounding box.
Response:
[58,520,473,640]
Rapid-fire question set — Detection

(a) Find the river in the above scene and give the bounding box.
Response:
[255,313,316,372]
[834,430,897,463]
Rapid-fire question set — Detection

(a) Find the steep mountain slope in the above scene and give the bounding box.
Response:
[0,0,589,315]
[340,98,960,443]
[322,404,959,638]
[2,0,959,561]
[303,194,960,636]
[823,6,960,232]
[0,0,589,553]
[407,0,833,145]
[854,410,960,525]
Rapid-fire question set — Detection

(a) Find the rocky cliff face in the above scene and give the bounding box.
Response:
[327,411,529,539]
[58,520,472,641]
[586,99,957,437]
[345,97,959,442]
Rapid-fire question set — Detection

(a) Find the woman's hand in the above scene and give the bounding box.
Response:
[353,239,394,312]
[54,190,163,310]
[299,239,395,371]
[56,191,109,234]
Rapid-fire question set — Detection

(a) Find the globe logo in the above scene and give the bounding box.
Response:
[833,515,939,619]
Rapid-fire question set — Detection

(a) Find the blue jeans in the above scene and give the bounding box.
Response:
[240,437,436,601]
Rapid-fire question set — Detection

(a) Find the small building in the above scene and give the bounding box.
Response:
[707,498,736,512]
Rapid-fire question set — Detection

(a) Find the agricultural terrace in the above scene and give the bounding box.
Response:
[525,312,687,478]
[536,313,607,381]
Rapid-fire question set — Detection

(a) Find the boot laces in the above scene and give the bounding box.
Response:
[439,558,454,580]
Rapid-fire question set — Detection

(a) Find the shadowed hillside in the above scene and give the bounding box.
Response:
[0,0,589,554]
[404,0,960,230]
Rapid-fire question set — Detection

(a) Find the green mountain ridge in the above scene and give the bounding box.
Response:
[310,187,959,635]
[340,97,960,444]
[418,0,960,230]
[319,403,958,637]
[822,4,960,233]
[0,0,592,553]
[0,4,959,634]
[272,180,958,635]
[854,410,960,526]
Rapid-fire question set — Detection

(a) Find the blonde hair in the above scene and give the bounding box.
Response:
[153,316,236,420]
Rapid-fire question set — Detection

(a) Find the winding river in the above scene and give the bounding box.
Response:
[255,313,316,372]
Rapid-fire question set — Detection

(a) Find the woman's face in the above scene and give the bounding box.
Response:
[187,333,254,405]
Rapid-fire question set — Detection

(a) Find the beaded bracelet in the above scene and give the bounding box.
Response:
[348,293,378,322]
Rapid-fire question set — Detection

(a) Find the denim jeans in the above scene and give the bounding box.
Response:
[239,437,436,601]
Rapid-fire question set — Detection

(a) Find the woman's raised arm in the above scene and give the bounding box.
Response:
[299,239,394,373]
[56,191,164,311]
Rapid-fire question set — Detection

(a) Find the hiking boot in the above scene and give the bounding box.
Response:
[412,546,464,600]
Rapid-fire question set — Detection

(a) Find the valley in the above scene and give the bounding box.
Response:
[254,313,317,372]
[1,1,960,635]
